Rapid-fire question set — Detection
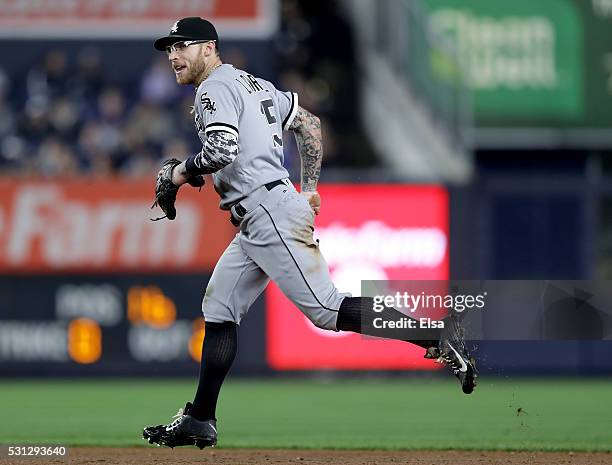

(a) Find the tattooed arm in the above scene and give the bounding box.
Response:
[289,106,322,192]
[171,131,239,185]
[288,106,323,214]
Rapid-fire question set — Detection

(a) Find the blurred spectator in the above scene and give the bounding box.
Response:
[140,55,179,105]
[125,101,175,147]
[70,47,104,104]
[26,49,69,102]
[48,97,80,140]
[0,135,27,170]
[96,86,126,123]
[0,68,15,139]
[275,0,311,69]
[18,95,51,146]
[75,87,128,172]
[276,0,376,168]
[36,136,78,177]
[78,121,116,174]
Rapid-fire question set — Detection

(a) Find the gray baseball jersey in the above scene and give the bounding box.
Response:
[193,64,349,330]
[194,64,297,210]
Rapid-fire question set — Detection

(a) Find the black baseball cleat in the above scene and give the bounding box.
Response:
[428,315,478,394]
[143,402,217,449]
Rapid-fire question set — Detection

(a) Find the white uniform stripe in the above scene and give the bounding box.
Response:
[282,92,299,130]
[205,124,239,138]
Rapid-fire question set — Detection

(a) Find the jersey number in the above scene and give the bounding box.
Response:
[260,98,282,148]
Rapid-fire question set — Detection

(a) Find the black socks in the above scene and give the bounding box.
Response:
[190,299,440,422]
[336,297,440,350]
[191,321,237,422]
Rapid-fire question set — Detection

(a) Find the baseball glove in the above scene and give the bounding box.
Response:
[150,158,205,221]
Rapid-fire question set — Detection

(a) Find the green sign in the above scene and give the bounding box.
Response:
[576,0,612,128]
[425,0,584,127]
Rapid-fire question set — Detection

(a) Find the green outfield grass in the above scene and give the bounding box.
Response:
[0,377,610,451]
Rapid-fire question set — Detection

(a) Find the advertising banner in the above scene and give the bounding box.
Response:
[426,0,583,126]
[426,0,612,131]
[0,179,235,273]
[0,0,279,39]
[266,185,449,370]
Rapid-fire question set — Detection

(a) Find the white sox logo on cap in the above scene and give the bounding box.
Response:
[154,17,219,51]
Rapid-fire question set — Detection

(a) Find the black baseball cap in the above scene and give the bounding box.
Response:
[154,17,219,51]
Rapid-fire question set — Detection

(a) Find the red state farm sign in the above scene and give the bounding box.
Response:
[266,184,449,370]
[0,179,234,272]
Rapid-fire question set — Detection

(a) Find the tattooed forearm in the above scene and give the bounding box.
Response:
[185,130,239,175]
[289,106,322,192]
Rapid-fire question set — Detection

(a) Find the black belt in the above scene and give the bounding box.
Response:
[230,179,287,226]
[264,179,286,191]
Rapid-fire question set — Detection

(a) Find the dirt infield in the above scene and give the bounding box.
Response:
[2,447,610,465]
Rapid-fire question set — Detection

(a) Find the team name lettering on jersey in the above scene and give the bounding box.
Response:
[235,74,264,94]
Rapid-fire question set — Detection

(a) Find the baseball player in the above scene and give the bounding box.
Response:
[143,17,477,450]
